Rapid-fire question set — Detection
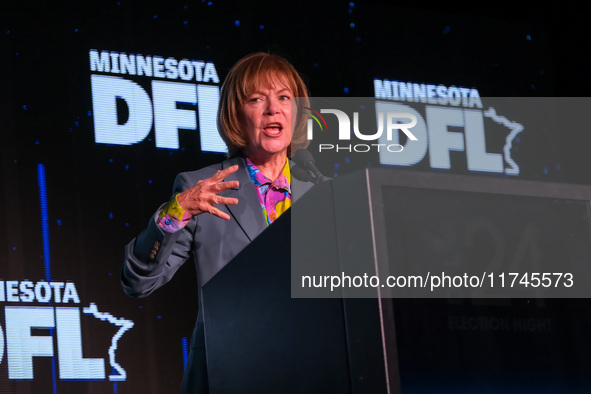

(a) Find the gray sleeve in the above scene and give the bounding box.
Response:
[121,172,197,298]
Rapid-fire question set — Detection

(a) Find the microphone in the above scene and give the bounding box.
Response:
[291,164,316,183]
[293,149,327,184]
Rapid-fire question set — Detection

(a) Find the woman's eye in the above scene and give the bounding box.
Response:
[279,95,291,101]
[250,97,262,103]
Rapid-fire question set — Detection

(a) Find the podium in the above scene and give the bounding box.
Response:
[201,209,395,393]
[202,168,591,393]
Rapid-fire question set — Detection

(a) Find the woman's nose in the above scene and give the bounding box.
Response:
[265,99,279,114]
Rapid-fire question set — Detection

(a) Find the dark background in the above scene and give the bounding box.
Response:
[1,1,591,393]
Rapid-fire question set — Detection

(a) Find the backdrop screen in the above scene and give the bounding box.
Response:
[1,1,589,393]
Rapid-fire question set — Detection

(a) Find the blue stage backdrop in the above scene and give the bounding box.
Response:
[1,1,590,393]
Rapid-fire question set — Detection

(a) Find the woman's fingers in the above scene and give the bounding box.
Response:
[178,165,240,218]
[209,206,232,221]
[212,165,239,182]
[214,180,239,192]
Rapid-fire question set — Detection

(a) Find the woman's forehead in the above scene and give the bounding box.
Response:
[247,72,293,94]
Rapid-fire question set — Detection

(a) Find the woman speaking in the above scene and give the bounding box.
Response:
[122,52,313,393]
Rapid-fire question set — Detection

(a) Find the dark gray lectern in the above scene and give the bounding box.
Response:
[201,175,399,394]
[202,168,591,394]
[201,203,396,393]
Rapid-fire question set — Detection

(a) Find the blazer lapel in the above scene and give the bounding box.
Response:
[220,156,314,241]
[220,156,268,242]
[290,176,313,203]
[289,159,314,203]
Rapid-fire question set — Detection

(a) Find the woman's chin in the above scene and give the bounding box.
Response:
[251,147,288,160]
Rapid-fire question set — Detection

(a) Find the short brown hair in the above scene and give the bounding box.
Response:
[217,52,310,157]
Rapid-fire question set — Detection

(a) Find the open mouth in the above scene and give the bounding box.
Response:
[263,122,283,135]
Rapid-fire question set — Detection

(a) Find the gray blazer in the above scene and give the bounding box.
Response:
[122,155,313,393]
